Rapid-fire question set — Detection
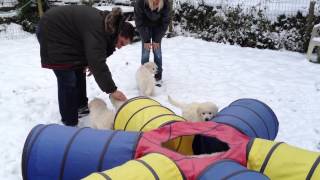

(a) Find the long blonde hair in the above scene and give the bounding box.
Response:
[147,0,164,12]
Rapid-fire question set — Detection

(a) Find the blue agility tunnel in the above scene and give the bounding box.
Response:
[193,98,278,155]
[213,98,278,140]
[198,160,270,180]
[22,124,141,180]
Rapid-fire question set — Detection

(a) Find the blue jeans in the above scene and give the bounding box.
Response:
[53,69,88,126]
[141,42,163,80]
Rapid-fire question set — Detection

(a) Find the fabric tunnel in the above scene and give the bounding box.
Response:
[213,98,278,140]
[198,159,269,180]
[135,121,250,180]
[247,138,320,180]
[83,153,185,180]
[22,124,141,180]
[193,98,279,155]
[113,96,193,155]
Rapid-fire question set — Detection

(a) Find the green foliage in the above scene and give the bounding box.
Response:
[81,0,94,7]
[15,0,39,32]
[0,16,18,24]
[15,0,51,32]
[174,3,316,52]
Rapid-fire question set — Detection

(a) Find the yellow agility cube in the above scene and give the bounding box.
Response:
[247,138,320,180]
[83,153,185,180]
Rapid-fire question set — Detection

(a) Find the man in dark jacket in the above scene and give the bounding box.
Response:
[134,0,170,86]
[37,6,135,126]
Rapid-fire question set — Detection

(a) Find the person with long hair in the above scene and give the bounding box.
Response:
[134,0,170,87]
[36,6,135,126]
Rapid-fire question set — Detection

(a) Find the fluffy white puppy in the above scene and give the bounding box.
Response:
[136,62,158,96]
[109,94,125,113]
[88,98,115,130]
[168,96,219,122]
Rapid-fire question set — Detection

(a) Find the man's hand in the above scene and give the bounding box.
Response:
[110,90,127,101]
[144,43,152,50]
[152,42,160,50]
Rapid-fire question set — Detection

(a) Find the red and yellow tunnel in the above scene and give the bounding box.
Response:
[113,96,193,155]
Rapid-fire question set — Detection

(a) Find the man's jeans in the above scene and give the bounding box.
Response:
[141,42,163,80]
[53,69,88,126]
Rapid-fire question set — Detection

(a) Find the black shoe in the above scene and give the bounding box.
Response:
[155,80,163,87]
[155,72,162,87]
[78,105,90,118]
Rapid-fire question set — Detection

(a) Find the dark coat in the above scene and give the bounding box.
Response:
[134,0,170,43]
[38,5,118,93]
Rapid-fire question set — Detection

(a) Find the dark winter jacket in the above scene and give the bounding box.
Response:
[134,0,170,43]
[38,5,119,93]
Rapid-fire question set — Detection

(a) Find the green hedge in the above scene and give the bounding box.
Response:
[174,3,320,52]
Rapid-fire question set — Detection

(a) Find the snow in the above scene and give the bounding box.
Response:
[0,0,18,7]
[0,25,320,179]
[315,23,320,28]
[313,37,320,42]
[113,0,132,5]
[94,4,134,13]
[0,23,30,40]
[0,10,17,17]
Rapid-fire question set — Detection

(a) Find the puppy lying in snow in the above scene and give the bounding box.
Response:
[136,62,158,96]
[168,96,218,122]
[88,98,115,130]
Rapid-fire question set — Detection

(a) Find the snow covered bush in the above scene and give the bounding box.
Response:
[273,12,308,52]
[0,16,17,24]
[14,0,51,32]
[174,2,320,52]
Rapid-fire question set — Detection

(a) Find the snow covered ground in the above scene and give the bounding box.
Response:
[0,23,29,39]
[0,25,320,179]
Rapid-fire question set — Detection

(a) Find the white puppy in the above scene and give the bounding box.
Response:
[136,62,157,96]
[168,96,219,122]
[109,94,125,113]
[88,98,115,130]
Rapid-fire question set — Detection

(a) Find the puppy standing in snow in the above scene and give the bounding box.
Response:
[136,62,158,96]
[168,96,219,122]
[88,98,115,129]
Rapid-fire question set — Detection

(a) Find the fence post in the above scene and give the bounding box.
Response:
[304,0,315,52]
[37,0,44,17]
[169,0,173,33]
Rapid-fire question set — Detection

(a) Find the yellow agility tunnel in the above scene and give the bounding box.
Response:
[247,138,320,180]
[113,96,194,155]
[82,153,185,180]
[114,96,184,131]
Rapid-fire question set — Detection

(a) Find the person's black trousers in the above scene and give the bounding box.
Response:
[53,69,88,126]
